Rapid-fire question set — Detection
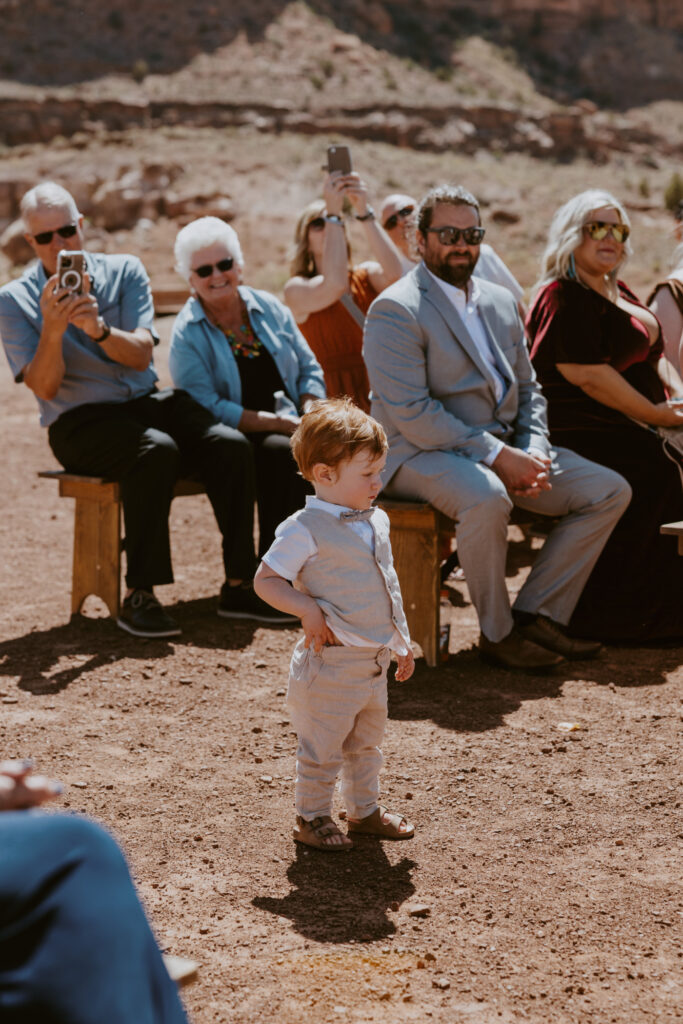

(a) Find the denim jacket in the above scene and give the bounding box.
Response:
[169,286,325,428]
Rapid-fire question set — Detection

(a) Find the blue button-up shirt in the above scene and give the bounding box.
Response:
[169,286,325,428]
[0,252,157,427]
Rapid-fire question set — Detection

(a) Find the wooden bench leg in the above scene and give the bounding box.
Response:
[390,515,442,668]
[70,492,121,618]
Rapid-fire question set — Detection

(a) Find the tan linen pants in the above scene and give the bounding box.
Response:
[287,639,391,821]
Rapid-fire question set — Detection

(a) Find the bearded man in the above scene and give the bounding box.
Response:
[363,185,631,671]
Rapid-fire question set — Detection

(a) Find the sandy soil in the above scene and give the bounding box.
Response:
[1,312,682,1023]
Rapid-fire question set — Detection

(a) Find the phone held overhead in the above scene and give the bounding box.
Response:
[327,145,352,175]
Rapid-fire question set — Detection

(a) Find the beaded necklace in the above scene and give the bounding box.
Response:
[218,300,263,359]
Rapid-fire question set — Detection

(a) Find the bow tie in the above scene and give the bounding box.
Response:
[340,507,375,523]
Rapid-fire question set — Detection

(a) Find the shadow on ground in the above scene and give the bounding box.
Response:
[387,643,683,736]
[253,841,416,943]
[0,596,282,695]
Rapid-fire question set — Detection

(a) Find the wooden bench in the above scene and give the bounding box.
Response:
[379,500,455,667]
[39,472,454,667]
[661,520,683,555]
[38,471,205,620]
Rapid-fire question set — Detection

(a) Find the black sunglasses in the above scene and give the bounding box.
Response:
[192,257,235,278]
[32,223,78,246]
[307,217,326,232]
[426,226,486,246]
[383,205,415,231]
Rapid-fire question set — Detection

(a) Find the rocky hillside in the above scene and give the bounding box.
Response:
[0,1,680,299]
[0,0,681,108]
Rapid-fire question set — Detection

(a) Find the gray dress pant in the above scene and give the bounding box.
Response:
[385,446,631,642]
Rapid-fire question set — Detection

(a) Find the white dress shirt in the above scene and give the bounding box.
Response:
[427,268,507,464]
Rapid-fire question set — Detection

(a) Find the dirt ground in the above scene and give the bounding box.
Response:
[1,309,682,1024]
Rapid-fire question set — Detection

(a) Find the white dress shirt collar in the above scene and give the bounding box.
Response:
[426,267,481,311]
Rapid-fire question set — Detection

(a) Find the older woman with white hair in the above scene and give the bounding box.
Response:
[169,216,325,561]
[526,189,683,643]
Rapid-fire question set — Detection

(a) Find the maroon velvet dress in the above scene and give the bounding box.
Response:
[527,278,683,643]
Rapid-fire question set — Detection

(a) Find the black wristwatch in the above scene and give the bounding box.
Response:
[355,207,375,222]
[92,319,111,344]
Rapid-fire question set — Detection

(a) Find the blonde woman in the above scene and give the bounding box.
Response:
[284,172,402,412]
[527,189,683,642]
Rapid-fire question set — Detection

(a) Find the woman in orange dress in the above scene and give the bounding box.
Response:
[284,172,403,412]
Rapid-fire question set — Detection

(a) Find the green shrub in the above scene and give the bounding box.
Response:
[433,65,453,82]
[131,60,149,83]
[664,172,683,212]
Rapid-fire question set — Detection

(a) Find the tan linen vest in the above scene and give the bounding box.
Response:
[295,508,410,649]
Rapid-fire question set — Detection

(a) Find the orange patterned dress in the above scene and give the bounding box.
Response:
[297,267,377,413]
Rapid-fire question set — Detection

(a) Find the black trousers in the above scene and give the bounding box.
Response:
[48,388,257,589]
[248,432,311,556]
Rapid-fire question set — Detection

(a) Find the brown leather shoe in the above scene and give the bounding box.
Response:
[479,628,565,672]
[517,615,602,661]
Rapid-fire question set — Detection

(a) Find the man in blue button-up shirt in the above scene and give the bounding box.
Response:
[0,182,295,637]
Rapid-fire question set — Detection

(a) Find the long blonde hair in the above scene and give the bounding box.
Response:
[533,189,632,302]
[289,199,351,278]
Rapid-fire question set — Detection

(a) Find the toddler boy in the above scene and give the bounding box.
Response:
[254,398,415,851]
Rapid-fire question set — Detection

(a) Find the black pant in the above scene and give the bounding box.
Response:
[48,388,257,589]
[248,432,311,556]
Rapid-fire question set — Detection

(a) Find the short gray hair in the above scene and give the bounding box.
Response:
[535,189,632,296]
[417,184,479,235]
[174,217,244,280]
[20,182,80,225]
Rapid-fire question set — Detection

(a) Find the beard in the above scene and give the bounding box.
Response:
[425,248,478,288]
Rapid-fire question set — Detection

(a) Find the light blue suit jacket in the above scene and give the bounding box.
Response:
[363,263,550,484]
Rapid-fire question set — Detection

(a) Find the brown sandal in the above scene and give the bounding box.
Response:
[347,806,415,840]
[293,815,353,852]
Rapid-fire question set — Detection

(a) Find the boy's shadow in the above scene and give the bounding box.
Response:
[253,841,416,943]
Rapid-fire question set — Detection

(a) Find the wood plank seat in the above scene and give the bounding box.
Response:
[661,520,683,555]
[39,472,455,666]
[38,470,205,620]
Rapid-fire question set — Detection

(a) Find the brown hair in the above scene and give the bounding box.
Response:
[291,398,388,481]
[417,184,480,235]
[289,198,352,278]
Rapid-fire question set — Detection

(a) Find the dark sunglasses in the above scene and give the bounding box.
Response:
[307,217,326,232]
[584,221,630,244]
[426,226,486,246]
[192,257,235,278]
[32,223,78,246]
[383,205,415,231]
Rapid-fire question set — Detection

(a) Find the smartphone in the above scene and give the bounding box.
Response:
[327,144,352,175]
[57,250,85,294]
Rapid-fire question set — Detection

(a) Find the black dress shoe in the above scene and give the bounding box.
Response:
[479,628,565,672]
[217,582,299,624]
[117,589,181,639]
[517,615,602,660]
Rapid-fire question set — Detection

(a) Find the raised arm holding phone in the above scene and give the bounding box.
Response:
[283,149,403,411]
